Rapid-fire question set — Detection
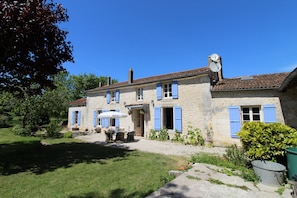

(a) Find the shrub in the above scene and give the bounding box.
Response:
[63,131,73,138]
[172,131,184,143]
[185,126,205,146]
[237,122,297,163]
[149,129,157,140]
[46,120,62,137]
[224,144,248,167]
[158,128,169,141]
[12,124,31,136]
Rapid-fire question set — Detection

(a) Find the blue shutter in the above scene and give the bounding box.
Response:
[174,106,182,132]
[115,109,120,127]
[101,110,107,128]
[115,90,120,103]
[154,107,161,130]
[156,83,162,100]
[172,81,178,99]
[106,91,110,104]
[71,111,75,125]
[229,106,241,138]
[93,110,97,127]
[77,111,81,126]
[263,104,276,123]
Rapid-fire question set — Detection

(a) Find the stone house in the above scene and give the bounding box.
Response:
[68,60,297,146]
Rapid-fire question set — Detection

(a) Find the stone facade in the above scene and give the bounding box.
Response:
[68,66,297,146]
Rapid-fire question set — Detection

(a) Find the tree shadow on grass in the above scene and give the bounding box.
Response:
[0,140,131,175]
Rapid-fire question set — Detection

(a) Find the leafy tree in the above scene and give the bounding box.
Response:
[0,91,16,126]
[0,0,73,95]
[68,74,117,100]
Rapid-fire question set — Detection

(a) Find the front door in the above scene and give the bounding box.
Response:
[134,110,144,136]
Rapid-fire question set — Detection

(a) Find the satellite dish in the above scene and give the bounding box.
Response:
[210,62,221,72]
[210,53,220,62]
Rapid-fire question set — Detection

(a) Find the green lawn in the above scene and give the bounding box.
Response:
[0,128,186,198]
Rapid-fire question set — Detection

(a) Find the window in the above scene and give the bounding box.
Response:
[72,111,81,126]
[137,88,143,101]
[242,107,261,122]
[163,107,173,129]
[110,110,116,127]
[111,91,116,102]
[97,110,102,126]
[163,83,172,98]
[154,106,182,132]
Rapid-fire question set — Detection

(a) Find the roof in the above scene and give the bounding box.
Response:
[87,67,209,93]
[69,98,86,107]
[212,72,290,91]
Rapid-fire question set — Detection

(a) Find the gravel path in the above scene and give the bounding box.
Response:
[75,132,226,157]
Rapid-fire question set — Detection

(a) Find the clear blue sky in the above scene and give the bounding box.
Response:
[58,0,297,82]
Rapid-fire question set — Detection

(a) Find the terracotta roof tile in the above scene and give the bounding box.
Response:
[87,67,209,92]
[69,98,86,106]
[212,72,290,91]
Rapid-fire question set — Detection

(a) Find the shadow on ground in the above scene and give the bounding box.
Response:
[0,140,131,175]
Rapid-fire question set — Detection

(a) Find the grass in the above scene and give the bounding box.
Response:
[0,128,186,198]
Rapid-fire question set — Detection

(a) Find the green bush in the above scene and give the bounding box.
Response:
[12,124,31,136]
[46,120,62,137]
[63,131,73,138]
[224,144,248,167]
[172,131,184,143]
[237,122,297,163]
[185,126,205,146]
[158,128,169,141]
[149,129,157,140]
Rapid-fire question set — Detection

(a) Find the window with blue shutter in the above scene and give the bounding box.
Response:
[263,104,276,123]
[229,106,241,138]
[101,110,109,128]
[93,110,97,127]
[106,91,110,104]
[71,111,75,125]
[174,106,182,132]
[156,83,162,100]
[115,109,120,127]
[172,81,178,99]
[154,107,161,130]
[115,90,120,103]
[77,111,81,126]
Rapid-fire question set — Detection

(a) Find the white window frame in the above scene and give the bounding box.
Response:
[137,88,143,101]
[163,83,172,98]
[241,106,261,123]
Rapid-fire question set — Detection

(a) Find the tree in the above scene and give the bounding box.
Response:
[0,0,73,95]
[68,74,117,100]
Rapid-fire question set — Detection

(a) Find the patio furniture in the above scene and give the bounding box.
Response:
[105,131,114,143]
[127,131,135,142]
[115,132,125,142]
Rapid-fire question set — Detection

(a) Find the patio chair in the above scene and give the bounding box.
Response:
[115,132,125,142]
[127,131,135,142]
[105,131,114,143]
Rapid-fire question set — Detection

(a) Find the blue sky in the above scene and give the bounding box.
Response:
[58,0,297,82]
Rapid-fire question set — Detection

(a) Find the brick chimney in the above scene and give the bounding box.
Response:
[128,68,133,84]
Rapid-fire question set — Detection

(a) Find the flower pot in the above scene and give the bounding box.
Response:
[251,160,286,187]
